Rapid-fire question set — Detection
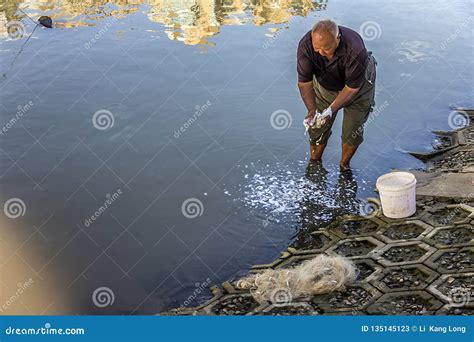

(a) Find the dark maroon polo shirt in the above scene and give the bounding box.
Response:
[297,26,368,91]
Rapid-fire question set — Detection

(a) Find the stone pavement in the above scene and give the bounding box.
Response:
[164,109,474,316]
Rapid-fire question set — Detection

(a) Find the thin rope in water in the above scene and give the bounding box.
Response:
[2,8,41,80]
[18,8,38,25]
[2,24,38,80]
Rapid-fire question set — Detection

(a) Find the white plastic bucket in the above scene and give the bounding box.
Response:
[376,171,417,218]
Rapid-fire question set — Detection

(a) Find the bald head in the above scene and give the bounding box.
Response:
[311,19,340,59]
[312,19,339,38]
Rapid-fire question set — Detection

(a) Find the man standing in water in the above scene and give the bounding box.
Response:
[297,19,376,171]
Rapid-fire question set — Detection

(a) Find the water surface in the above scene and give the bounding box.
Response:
[0,0,472,314]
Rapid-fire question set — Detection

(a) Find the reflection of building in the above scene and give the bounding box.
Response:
[0,11,8,39]
[148,0,220,46]
[147,0,320,45]
[0,0,21,38]
[0,0,325,45]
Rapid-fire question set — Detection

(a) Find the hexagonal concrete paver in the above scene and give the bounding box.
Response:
[327,217,384,239]
[328,237,384,259]
[366,291,443,315]
[374,241,436,266]
[204,293,266,315]
[287,230,337,255]
[372,264,439,292]
[353,259,383,283]
[428,273,473,305]
[436,304,474,315]
[422,204,473,227]
[424,224,473,248]
[256,302,321,315]
[377,220,433,243]
[425,247,474,274]
[312,283,381,313]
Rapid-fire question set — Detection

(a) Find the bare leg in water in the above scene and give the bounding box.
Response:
[309,143,326,162]
[340,143,358,171]
[310,142,359,170]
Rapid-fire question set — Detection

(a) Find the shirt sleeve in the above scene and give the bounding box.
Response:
[297,40,314,83]
[344,48,368,88]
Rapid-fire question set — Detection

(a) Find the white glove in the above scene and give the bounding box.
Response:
[303,118,311,129]
[319,107,333,126]
[303,111,320,133]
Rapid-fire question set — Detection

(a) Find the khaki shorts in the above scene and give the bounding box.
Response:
[308,53,377,146]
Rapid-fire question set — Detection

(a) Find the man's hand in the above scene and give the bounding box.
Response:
[320,107,333,125]
[304,109,319,130]
[330,85,360,113]
[304,109,316,122]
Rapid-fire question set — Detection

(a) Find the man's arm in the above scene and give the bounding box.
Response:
[329,85,360,112]
[328,48,366,112]
[298,81,317,117]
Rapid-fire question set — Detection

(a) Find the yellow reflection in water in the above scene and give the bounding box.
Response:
[0,0,327,45]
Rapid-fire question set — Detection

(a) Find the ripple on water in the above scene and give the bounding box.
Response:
[231,161,369,225]
[397,40,434,63]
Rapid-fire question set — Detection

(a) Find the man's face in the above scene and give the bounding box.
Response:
[312,31,339,59]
